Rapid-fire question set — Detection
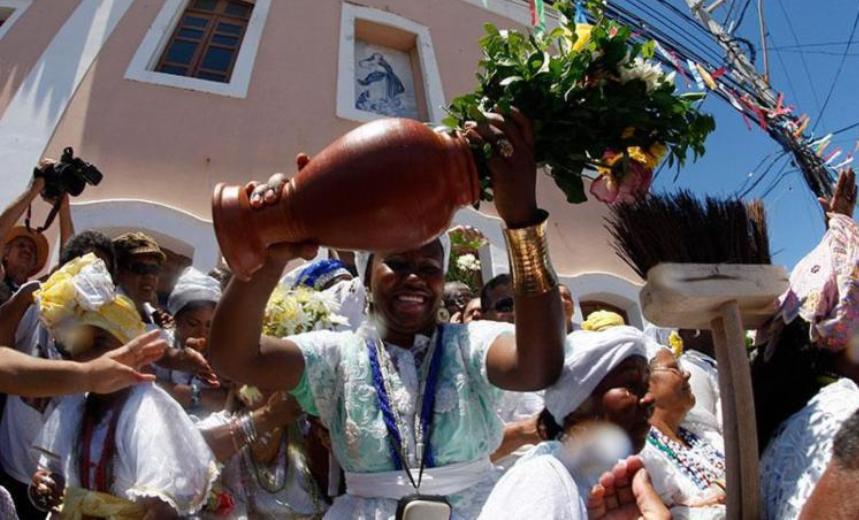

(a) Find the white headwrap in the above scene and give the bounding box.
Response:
[545,326,648,424]
[167,267,222,316]
[354,233,452,284]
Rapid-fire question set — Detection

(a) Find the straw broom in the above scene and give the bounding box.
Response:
[606,192,787,520]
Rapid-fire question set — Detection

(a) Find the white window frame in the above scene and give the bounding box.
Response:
[336,3,446,124]
[124,0,270,98]
[0,0,33,40]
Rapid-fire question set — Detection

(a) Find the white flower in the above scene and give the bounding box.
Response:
[619,57,671,93]
[456,253,481,272]
[262,286,348,337]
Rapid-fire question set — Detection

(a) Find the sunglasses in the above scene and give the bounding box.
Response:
[127,262,162,276]
[492,297,514,313]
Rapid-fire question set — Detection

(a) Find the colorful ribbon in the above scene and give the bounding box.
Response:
[530,0,546,31]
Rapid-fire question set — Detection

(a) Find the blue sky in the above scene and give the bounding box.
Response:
[649,0,859,269]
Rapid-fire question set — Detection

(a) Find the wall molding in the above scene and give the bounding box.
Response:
[124,0,271,98]
[336,2,446,124]
[0,0,32,40]
[0,0,134,209]
[71,199,221,271]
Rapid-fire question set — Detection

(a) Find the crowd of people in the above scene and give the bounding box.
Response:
[0,116,858,520]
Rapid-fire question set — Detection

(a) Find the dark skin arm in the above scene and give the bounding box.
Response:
[200,391,301,462]
[208,243,314,390]
[467,110,565,391]
[490,413,542,463]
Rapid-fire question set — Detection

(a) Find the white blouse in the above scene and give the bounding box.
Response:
[35,383,218,515]
[759,378,859,520]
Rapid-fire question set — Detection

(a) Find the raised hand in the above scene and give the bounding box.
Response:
[247,153,318,266]
[86,330,167,394]
[29,468,64,512]
[819,168,856,220]
[463,108,540,228]
[587,456,670,520]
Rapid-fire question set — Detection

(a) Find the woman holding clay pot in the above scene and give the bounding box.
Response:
[208,110,567,519]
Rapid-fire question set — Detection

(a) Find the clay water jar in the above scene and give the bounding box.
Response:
[213,118,480,280]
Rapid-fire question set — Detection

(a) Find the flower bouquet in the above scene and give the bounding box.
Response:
[443,0,716,204]
[262,285,348,338]
[447,227,486,292]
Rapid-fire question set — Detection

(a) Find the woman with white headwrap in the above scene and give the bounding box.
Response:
[208,110,567,519]
[27,254,218,519]
[479,326,665,520]
[639,347,726,519]
[160,268,227,416]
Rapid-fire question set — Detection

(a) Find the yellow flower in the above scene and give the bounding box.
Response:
[562,22,592,53]
[668,331,684,358]
[573,23,592,51]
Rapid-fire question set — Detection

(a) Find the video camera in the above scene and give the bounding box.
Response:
[34,147,103,201]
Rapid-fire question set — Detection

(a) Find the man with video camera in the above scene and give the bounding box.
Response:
[0,148,102,304]
[0,161,75,305]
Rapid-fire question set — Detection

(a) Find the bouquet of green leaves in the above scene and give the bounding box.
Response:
[443,0,716,204]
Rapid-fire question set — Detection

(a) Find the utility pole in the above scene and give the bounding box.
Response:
[684,0,834,198]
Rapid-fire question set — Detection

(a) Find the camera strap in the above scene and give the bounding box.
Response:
[24,200,62,234]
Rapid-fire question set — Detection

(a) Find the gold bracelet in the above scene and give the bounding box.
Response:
[503,210,559,297]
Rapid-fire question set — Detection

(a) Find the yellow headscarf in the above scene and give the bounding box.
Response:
[35,253,146,356]
[582,310,626,332]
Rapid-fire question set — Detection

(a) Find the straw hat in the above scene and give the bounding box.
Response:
[3,226,49,276]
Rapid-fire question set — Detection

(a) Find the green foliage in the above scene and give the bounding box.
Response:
[444,3,716,203]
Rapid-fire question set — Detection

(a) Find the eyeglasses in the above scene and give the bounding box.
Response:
[493,297,514,313]
[651,366,687,378]
[127,262,162,276]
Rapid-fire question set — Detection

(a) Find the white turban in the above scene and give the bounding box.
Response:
[545,326,648,424]
[167,267,222,316]
[354,233,452,284]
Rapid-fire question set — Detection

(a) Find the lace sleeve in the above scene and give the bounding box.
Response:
[118,384,218,515]
[288,330,351,425]
[462,321,515,405]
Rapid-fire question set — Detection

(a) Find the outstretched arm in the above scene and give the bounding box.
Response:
[0,330,165,397]
[467,109,565,391]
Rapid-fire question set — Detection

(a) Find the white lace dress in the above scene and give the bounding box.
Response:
[289,321,512,519]
[35,383,219,516]
[759,378,859,520]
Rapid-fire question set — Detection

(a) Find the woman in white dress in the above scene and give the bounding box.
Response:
[752,169,859,519]
[640,348,725,519]
[479,326,662,520]
[26,254,218,519]
[208,110,568,519]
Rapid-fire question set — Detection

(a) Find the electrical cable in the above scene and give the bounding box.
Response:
[811,4,859,131]
[774,0,821,111]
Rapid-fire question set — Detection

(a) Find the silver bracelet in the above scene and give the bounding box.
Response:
[240,414,258,444]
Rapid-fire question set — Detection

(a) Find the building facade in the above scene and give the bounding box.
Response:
[0,0,645,324]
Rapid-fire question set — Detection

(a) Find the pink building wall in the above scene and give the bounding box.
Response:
[0,0,644,321]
